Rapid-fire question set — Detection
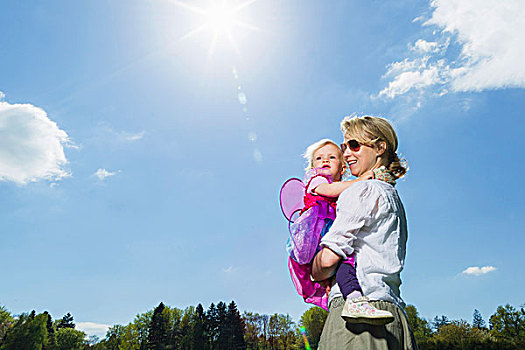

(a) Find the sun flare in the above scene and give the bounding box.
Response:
[206,3,236,35]
[170,0,259,58]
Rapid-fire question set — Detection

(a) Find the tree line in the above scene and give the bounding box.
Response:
[1,301,523,349]
[406,303,525,349]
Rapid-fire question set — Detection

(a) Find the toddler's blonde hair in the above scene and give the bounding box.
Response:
[303,139,344,171]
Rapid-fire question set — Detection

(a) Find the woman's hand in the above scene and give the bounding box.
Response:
[312,248,341,281]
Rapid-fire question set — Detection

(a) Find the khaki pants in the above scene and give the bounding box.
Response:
[319,297,418,350]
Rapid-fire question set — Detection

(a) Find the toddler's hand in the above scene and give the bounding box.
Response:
[357,169,375,181]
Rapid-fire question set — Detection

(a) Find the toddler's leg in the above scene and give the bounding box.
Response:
[335,260,362,299]
[337,257,394,326]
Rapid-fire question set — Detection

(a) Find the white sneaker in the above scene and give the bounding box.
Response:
[341,296,394,325]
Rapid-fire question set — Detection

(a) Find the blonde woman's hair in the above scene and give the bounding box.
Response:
[340,115,408,178]
[303,139,344,171]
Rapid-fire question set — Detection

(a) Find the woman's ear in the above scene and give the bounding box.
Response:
[376,141,387,157]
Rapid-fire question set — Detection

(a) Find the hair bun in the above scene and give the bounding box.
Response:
[388,152,408,179]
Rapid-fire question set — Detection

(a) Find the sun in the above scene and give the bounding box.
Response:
[169,0,259,57]
[205,2,236,35]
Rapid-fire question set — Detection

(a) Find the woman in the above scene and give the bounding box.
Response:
[312,115,417,349]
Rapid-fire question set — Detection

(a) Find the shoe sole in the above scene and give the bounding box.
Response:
[342,315,395,326]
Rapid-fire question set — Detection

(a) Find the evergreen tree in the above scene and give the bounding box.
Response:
[193,304,206,350]
[0,306,14,344]
[432,315,450,331]
[43,311,56,350]
[215,302,228,350]
[206,303,219,349]
[147,302,170,350]
[57,312,75,329]
[226,301,246,350]
[473,309,486,329]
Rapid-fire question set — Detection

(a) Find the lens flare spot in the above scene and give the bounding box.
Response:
[238,92,247,105]
[253,148,263,163]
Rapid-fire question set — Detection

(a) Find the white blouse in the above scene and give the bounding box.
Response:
[320,180,408,308]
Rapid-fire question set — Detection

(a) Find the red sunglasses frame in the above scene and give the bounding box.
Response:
[340,140,362,152]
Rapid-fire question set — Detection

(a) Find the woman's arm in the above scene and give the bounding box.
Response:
[311,247,341,281]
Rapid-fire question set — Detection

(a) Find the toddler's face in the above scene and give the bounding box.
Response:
[313,144,344,181]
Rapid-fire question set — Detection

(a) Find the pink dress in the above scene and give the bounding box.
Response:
[287,168,355,310]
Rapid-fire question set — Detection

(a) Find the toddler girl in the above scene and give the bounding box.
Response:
[287,139,393,325]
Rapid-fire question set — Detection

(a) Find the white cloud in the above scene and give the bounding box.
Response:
[93,168,120,180]
[118,130,146,142]
[379,57,445,98]
[93,123,146,145]
[76,322,110,338]
[0,101,72,185]
[223,266,236,273]
[380,0,525,99]
[411,39,440,54]
[0,91,5,100]
[462,265,497,276]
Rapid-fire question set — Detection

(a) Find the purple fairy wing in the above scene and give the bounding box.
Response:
[280,178,305,223]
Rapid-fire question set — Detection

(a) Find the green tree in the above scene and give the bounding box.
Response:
[215,302,228,350]
[57,313,75,330]
[225,301,246,350]
[179,306,195,349]
[268,314,296,350]
[404,305,432,346]
[193,304,207,350]
[0,306,14,344]
[118,310,154,350]
[55,327,86,350]
[489,303,525,345]
[42,312,56,350]
[147,302,170,350]
[472,308,486,329]
[432,315,450,332]
[242,312,267,350]
[299,307,327,350]
[104,324,125,350]
[430,320,493,349]
[0,312,49,350]
[206,303,220,349]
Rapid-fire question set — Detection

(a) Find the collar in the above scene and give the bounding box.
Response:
[373,166,396,186]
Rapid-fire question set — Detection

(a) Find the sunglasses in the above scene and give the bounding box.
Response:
[340,140,362,152]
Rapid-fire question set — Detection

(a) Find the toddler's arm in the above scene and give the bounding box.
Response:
[313,170,374,198]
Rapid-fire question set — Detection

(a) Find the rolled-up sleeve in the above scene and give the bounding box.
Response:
[320,182,378,259]
[307,175,329,194]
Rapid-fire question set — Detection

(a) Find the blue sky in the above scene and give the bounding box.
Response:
[1,0,524,338]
